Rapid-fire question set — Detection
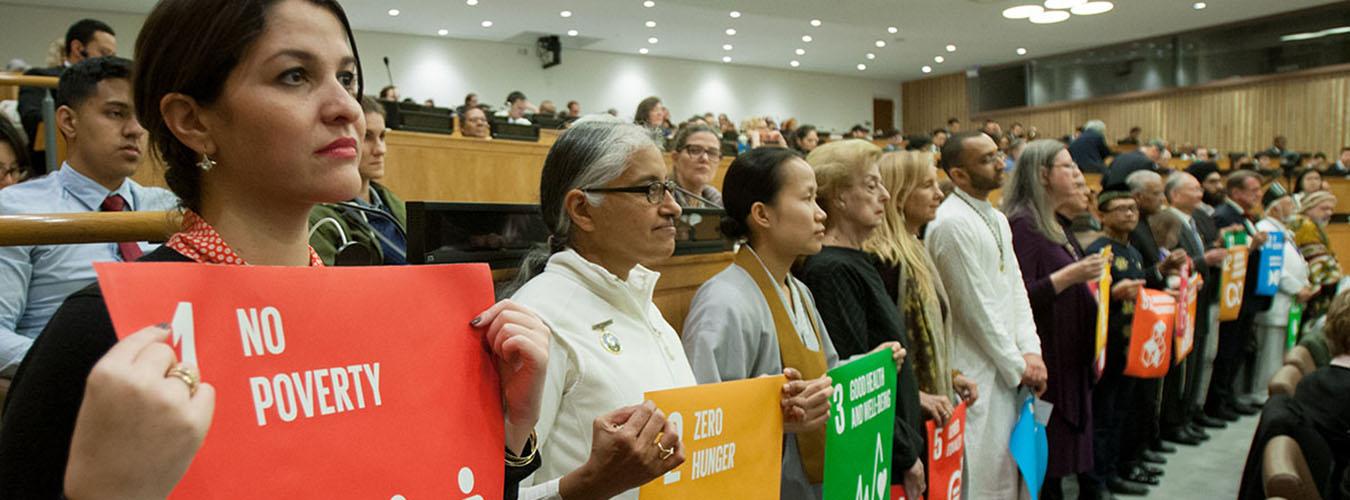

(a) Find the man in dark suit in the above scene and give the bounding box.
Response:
[1069,119,1113,173]
[1206,170,1270,421]
[1158,172,1233,447]
[1103,139,1168,191]
[18,19,117,176]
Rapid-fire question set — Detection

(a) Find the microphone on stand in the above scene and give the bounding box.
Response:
[382,56,396,92]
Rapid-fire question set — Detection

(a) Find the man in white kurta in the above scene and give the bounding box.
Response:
[925,132,1043,500]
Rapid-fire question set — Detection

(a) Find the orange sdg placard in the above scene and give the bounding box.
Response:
[639,376,786,500]
[94,262,504,499]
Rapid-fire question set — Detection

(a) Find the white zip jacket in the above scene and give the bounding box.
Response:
[514,249,697,500]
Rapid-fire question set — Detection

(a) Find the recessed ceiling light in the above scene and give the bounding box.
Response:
[887,26,898,34]
[387,8,400,16]
[934,55,945,63]
[645,20,656,27]
[648,36,659,44]
[722,44,733,51]
[437,28,449,36]
[639,47,649,54]
[946,44,957,52]
[726,28,737,35]
[559,10,572,17]
[810,19,822,27]
[795,48,806,55]
[1192,2,1206,9]
[730,10,741,18]
[857,64,867,71]
[875,40,886,47]
[1017,47,1028,55]
[1030,10,1071,23]
[1069,1,1113,15]
[567,29,579,36]
[790,60,800,67]
[922,65,932,73]
[466,0,477,5]
[722,56,732,62]
[643,0,654,7]
[480,20,493,27]
[802,35,813,42]
[1043,0,1086,8]
[1002,5,1045,19]
[866,52,876,60]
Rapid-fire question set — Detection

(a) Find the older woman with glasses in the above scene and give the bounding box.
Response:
[508,117,823,500]
[668,124,723,208]
[1002,139,1104,500]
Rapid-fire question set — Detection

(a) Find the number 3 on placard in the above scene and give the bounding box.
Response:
[831,383,845,434]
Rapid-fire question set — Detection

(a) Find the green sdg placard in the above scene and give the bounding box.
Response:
[823,349,897,500]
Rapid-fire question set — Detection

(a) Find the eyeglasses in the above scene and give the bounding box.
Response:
[679,145,722,160]
[582,179,681,204]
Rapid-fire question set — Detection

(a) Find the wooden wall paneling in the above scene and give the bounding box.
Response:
[904,65,1350,156]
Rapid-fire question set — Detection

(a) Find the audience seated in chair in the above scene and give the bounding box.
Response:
[495,90,532,125]
[0,56,177,378]
[19,19,118,177]
[0,118,31,188]
[308,96,407,266]
[461,106,491,139]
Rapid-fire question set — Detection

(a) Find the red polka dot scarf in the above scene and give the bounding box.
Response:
[166,210,324,267]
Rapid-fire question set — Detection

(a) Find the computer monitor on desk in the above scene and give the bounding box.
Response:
[380,101,454,135]
[489,119,541,142]
[531,114,567,130]
[405,202,548,268]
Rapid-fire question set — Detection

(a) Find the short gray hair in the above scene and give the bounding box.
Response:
[1083,120,1106,134]
[508,119,659,292]
[1164,172,1193,201]
[1126,169,1162,194]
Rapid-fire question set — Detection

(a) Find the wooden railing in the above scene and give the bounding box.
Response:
[0,211,181,246]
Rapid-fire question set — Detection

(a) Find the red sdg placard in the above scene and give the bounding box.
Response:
[94,262,504,499]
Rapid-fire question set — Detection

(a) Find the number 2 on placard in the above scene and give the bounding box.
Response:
[831,383,845,434]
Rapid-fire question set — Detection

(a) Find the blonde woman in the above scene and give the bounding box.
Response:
[794,139,926,499]
[864,151,979,427]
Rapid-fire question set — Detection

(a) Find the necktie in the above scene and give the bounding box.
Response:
[100,194,145,262]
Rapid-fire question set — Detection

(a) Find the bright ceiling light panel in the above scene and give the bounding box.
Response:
[722,56,732,62]
[730,11,741,18]
[1030,10,1071,23]
[1002,5,1045,19]
[480,20,493,27]
[387,8,400,16]
[646,20,656,27]
[795,48,806,55]
[559,10,572,17]
[866,52,876,60]
[946,44,957,52]
[1192,2,1207,9]
[810,19,822,27]
[887,26,899,33]
[1017,47,1028,55]
[790,60,800,67]
[648,37,659,44]
[934,55,945,63]
[726,28,737,35]
[922,65,932,73]
[722,44,733,50]
[875,40,886,47]
[639,48,649,54]
[1043,0,1086,8]
[567,29,578,36]
[802,35,813,42]
[1070,1,1114,15]
[643,0,654,7]
[857,64,867,71]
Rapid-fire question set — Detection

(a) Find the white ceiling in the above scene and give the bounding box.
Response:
[18,0,1346,81]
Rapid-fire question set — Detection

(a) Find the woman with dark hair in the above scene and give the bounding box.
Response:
[0,118,30,187]
[1001,139,1103,499]
[668,124,723,208]
[507,117,825,499]
[308,95,407,265]
[1293,167,1325,210]
[682,147,893,498]
[0,1,550,497]
[794,139,927,499]
[633,96,669,149]
[789,124,819,155]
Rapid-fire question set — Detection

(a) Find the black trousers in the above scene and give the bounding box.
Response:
[1123,376,1162,461]
[1087,360,1136,486]
[1161,294,1212,430]
[1206,317,1254,413]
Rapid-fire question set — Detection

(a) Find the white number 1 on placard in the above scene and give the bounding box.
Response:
[171,302,199,374]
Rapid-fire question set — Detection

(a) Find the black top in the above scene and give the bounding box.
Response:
[1213,201,1272,317]
[1101,150,1157,192]
[1129,216,1166,289]
[794,246,924,476]
[1068,130,1112,174]
[1086,236,1147,371]
[0,245,539,498]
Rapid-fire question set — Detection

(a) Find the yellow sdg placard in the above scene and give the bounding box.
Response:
[639,376,786,500]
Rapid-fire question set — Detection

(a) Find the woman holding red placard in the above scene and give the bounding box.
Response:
[0,1,552,498]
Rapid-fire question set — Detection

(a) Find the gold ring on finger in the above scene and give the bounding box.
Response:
[657,442,675,460]
[166,365,200,396]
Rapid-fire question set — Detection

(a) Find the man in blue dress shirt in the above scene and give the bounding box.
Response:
[0,56,177,376]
